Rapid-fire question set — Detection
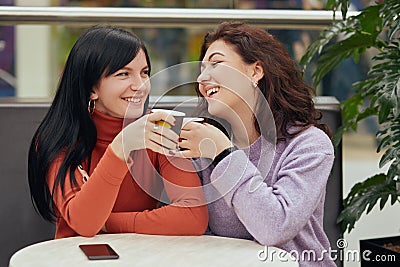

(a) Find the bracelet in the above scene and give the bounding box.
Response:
[212,146,238,167]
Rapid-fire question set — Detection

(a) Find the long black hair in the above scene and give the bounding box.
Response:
[28,25,151,222]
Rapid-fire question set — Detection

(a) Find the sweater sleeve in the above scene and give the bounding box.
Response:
[105,153,208,235]
[210,129,334,246]
[48,146,128,237]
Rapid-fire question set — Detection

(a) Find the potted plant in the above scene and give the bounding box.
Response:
[300,0,400,264]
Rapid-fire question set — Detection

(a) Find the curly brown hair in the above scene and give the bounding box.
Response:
[194,21,331,141]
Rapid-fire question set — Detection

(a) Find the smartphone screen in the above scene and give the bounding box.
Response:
[79,244,119,260]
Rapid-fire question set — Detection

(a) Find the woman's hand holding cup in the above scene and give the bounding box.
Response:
[146,110,183,154]
[179,122,233,160]
[151,109,185,136]
[111,110,181,160]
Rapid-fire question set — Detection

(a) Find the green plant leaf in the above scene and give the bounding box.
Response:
[357,106,377,122]
[304,0,400,235]
[379,148,394,168]
[340,0,351,19]
[376,134,391,153]
[332,126,345,147]
[337,174,398,233]
[377,116,400,168]
[380,193,389,210]
[341,94,363,131]
[354,40,400,126]
[300,4,385,87]
[312,33,375,87]
[299,20,349,68]
[325,0,336,11]
[381,0,400,39]
[338,94,377,136]
[326,0,351,19]
[387,165,400,183]
[391,192,399,205]
[357,4,382,36]
[378,98,393,124]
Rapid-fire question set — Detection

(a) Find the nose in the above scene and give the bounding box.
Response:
[129,75,149,91]
[197,66,211,83]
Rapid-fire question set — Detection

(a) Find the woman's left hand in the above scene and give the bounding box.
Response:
[178,122,233,160]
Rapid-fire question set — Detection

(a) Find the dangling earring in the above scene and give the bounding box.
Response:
[88,99,95,114]
[252,80,258,88]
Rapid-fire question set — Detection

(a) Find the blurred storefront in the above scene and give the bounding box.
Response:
[0,0,339,98]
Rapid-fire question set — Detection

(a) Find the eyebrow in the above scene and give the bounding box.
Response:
[119,64,149,71]
[200,52,225,68]
[208,52,224,61]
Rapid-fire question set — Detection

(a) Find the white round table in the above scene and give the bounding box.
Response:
[9,233,298,266]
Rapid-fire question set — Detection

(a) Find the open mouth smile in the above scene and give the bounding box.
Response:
[205,87,220,97]
[123,97,142,103]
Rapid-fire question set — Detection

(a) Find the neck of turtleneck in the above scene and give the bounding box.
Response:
[92,109,123,143]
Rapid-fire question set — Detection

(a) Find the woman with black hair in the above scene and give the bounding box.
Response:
[28,25,208,239]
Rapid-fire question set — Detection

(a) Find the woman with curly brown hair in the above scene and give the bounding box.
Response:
[179,21,335,266]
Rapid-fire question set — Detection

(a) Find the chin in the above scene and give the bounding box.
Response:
[125,105,144,119]
[207,101,227,119]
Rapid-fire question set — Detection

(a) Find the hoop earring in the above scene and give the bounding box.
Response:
[88,99,95,114]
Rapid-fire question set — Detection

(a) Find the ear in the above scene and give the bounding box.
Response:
[89,88,99,101]
[251,61,264,83]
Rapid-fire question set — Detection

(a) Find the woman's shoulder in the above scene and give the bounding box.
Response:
[287,126,334,155]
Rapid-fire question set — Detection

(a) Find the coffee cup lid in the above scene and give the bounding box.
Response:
[151,109,185,116]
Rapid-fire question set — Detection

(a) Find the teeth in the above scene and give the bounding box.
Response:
[125,97,141,103]
[206,87,219,97]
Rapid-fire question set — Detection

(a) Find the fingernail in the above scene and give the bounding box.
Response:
[178,138,183,142]
[172,120,177,126]
[169,150,176,155]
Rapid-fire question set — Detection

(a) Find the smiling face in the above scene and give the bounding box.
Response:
[197,40,262,121]
[90,49,150,119]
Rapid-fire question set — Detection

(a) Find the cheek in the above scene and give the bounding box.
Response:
[223,90,241,106]
[198,85,206,97]
[213,65,249,94]
[144,79,151,94]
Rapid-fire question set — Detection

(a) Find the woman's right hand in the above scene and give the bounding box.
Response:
[178,121,233,160]
[110,111,179,160]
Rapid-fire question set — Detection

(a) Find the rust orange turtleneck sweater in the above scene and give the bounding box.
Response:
[47,110,208,238]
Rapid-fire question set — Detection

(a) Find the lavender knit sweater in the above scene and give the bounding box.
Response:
[193,126,336,267]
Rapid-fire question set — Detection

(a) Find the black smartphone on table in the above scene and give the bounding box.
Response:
[79,243,119,260]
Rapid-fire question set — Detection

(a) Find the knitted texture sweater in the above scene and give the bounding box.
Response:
[194,126,336,266]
